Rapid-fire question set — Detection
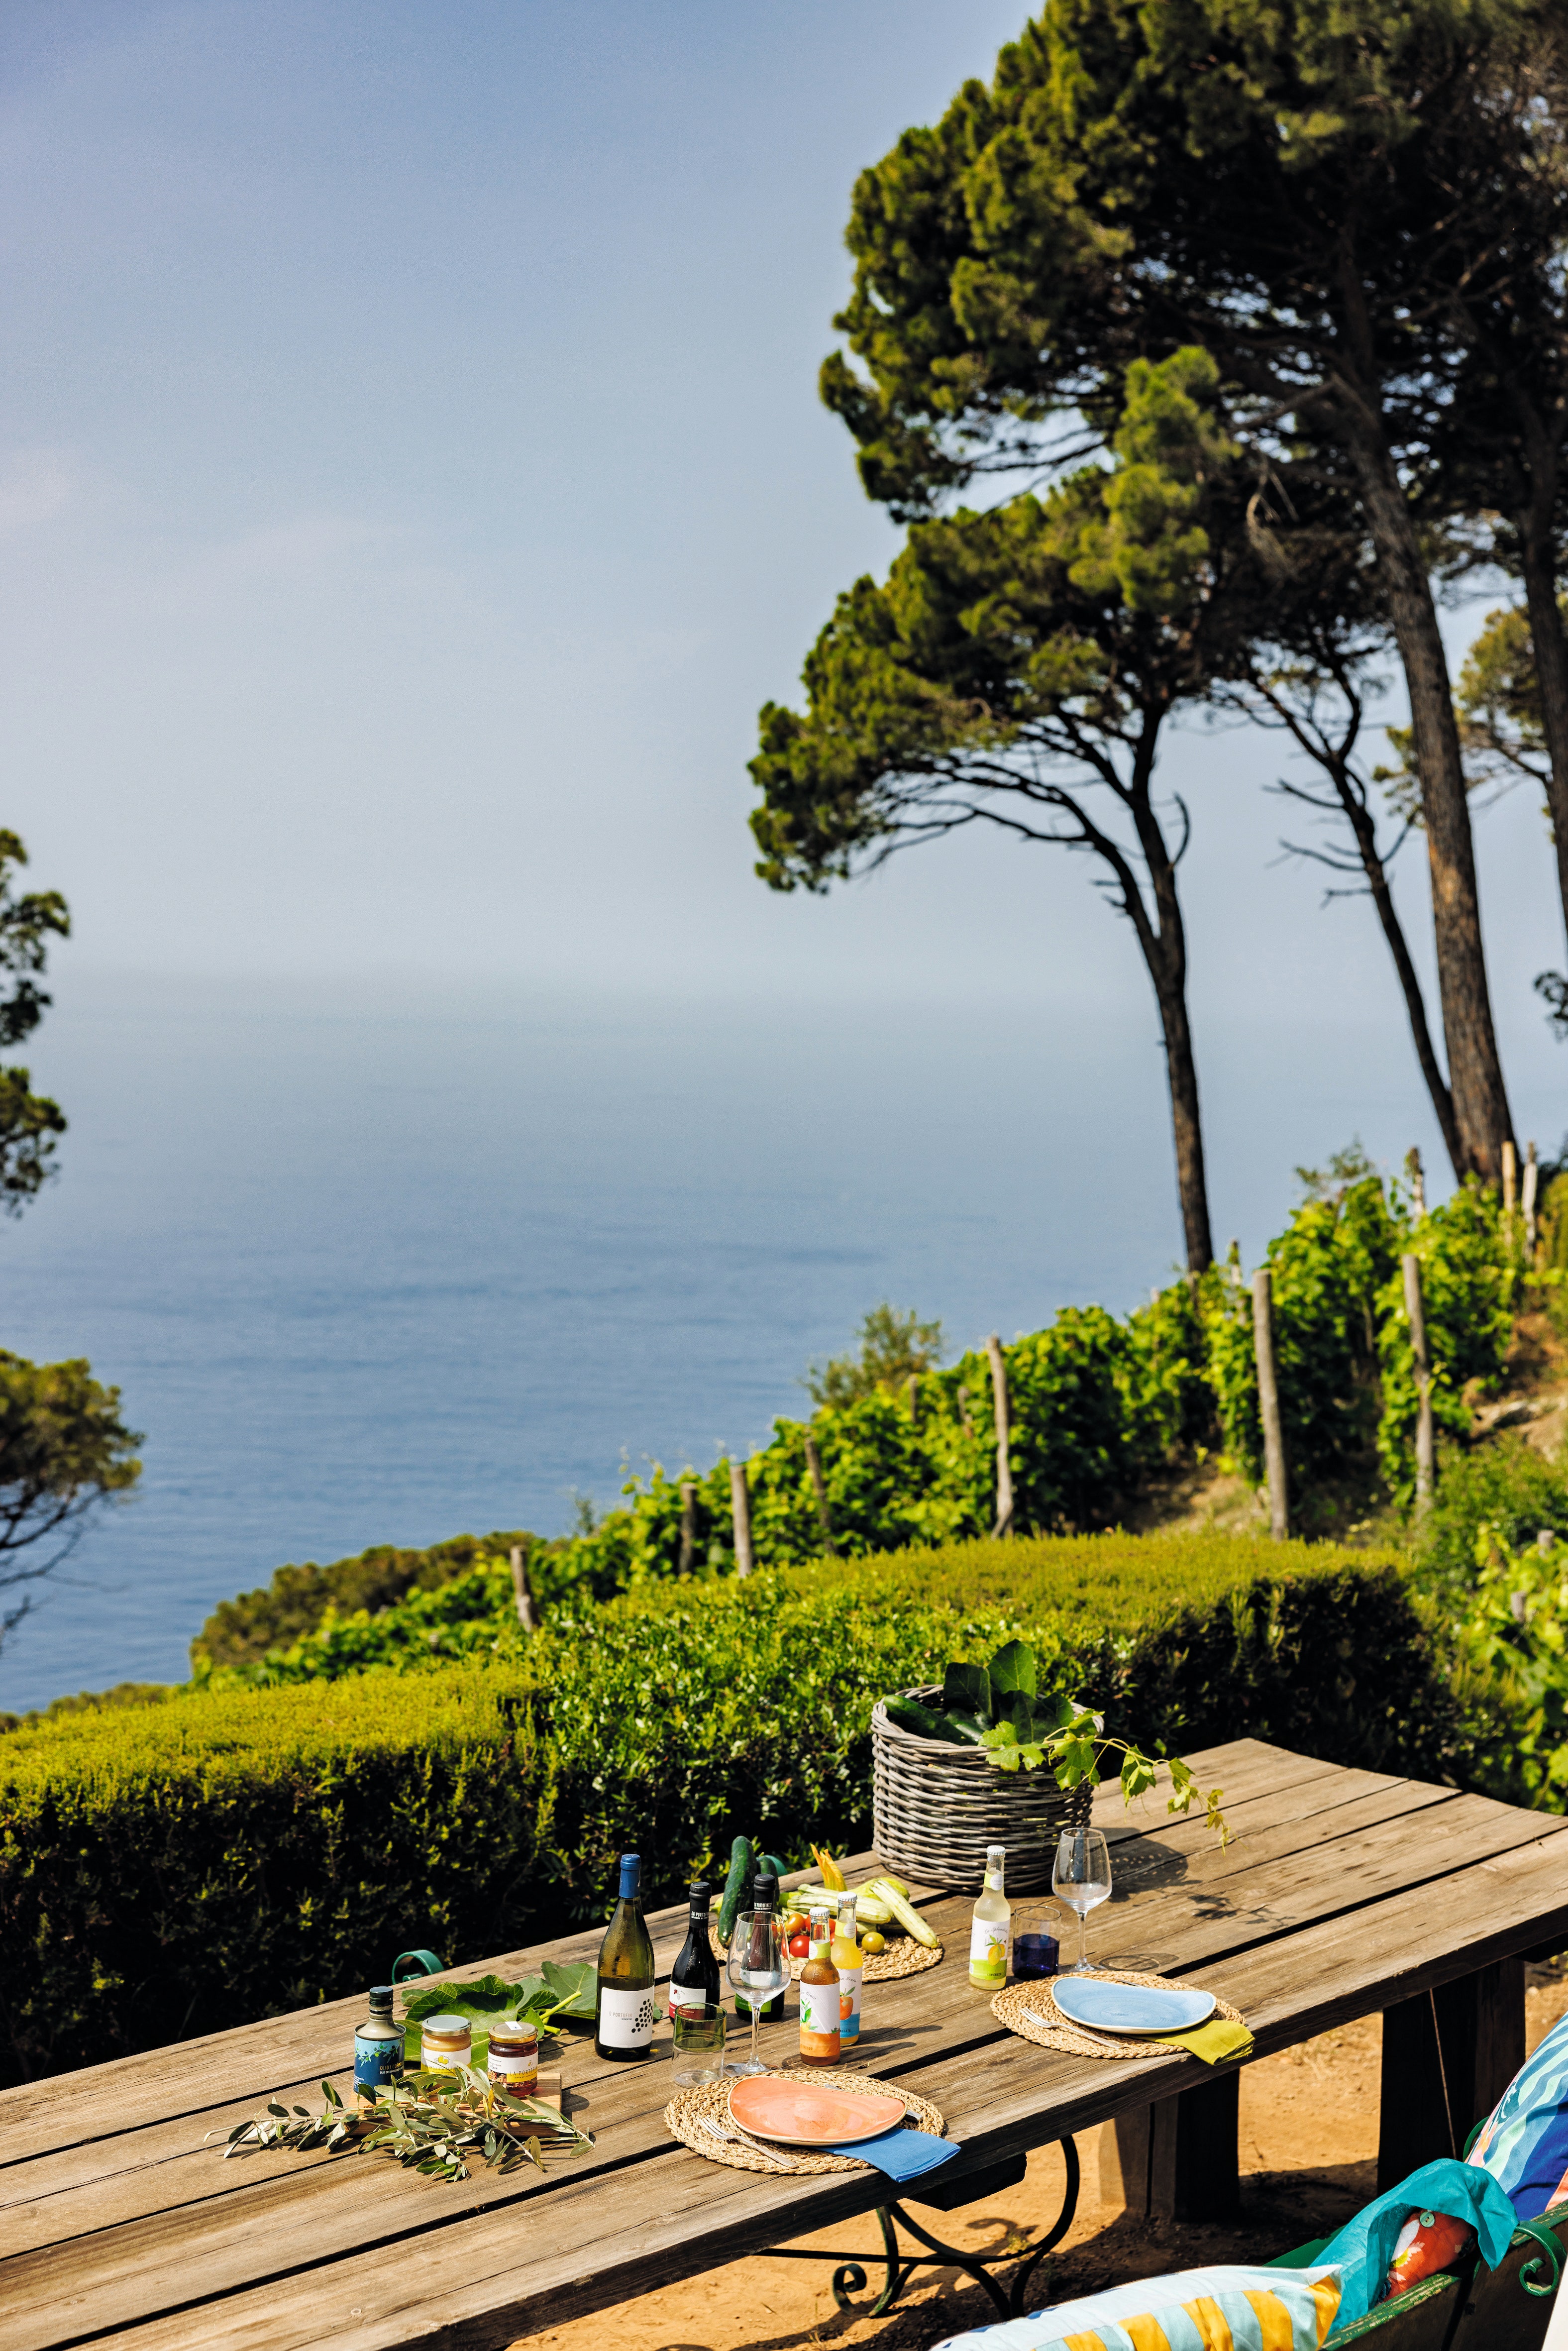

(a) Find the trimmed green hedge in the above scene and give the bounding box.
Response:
[0,1531,1466,2085]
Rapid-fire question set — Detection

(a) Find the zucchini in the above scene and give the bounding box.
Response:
[717,1835,753,1947]
[756,1852,788,1882]
[852,1888,895,1927]
[861,1876,939,1948]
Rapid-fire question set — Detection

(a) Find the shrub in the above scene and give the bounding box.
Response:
[0,1664,544,2087]
[190,1530,534,1667]
[0,1531,1470,2085]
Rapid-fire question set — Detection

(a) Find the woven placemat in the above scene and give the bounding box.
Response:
[991,1969,1245,2059]
[665,2067,945,2176]
[712,1927,943,1984]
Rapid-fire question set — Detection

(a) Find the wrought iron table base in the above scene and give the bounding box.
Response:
[762,2137,1080,2321]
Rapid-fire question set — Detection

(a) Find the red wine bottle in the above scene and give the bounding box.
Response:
[668,1879,721,2019]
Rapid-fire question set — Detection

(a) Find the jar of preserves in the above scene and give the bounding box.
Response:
[419,2013,472,2074]
[486,2017,539,2100]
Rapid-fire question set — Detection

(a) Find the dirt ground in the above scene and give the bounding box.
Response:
[519,1970,1568,2351]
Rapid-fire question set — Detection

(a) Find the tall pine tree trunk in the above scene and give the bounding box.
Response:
[1516,520,1568,959]
[1336,399,1514,1178]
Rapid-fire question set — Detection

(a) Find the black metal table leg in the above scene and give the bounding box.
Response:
[762,2134,1081,2321]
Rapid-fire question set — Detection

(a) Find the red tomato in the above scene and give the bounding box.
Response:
[788,1932,810,1958]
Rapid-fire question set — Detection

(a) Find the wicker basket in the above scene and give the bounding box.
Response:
[871,1686,1094,1892]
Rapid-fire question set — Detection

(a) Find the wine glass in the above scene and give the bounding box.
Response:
[1052,1827,1112,1974]
[726,1909,787,2077]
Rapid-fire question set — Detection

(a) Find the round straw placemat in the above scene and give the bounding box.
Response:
[665,2067,945,2176]
[992,1969,1244,2059]
[712,1928,943,1984]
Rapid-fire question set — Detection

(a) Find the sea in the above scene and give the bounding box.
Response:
[0,963,1489,1714]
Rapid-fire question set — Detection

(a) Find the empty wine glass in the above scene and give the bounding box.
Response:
[1052,1826,1112,1974]
[726,1909,788,2076]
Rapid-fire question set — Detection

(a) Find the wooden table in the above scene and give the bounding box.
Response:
[7,1737,1568,2351]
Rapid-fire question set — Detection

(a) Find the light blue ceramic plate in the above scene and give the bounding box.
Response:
[1051,1979,1215,2033]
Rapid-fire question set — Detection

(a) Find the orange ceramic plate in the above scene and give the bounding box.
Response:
[728,2076,908,2147]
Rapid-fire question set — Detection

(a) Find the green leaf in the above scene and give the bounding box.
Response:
[933,1709,987,1745]
[941,1660,992,1723]
[538,1959,596,2018]
[399,1973,522,2023]
[988,1639,1038,1704]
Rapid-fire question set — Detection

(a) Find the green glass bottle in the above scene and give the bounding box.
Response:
[595,1851,657,2061]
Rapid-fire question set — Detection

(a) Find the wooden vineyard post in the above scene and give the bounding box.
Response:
[1406,1146,1426,1218]
[1403,1252,1435,1514]
[729,1460,754,1578]
[678,1482,697,1576]
[1252,1270,1289,1541]
[1525,1140,1540,1254]
[1503,1137,1518,1218]
[802,1432,836,1555]
[986,1333,1014,1539]
[509,1543,540,1633]
[907,1374,919,1423]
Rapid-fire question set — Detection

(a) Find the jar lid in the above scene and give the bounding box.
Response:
[421,2013,471,2036]
[489,2017,538,2046]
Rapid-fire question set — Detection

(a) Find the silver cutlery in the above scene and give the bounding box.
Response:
[696,2114,804,2172]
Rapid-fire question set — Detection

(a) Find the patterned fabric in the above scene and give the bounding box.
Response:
[1469,2007,1568,2221]
[926,2264,1341,2351]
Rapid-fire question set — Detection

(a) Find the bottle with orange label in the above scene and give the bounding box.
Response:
[798,1907,841,2067]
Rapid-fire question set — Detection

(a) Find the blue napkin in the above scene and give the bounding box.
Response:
[1318,2158,1517,2333]
[832,2123,960,2180]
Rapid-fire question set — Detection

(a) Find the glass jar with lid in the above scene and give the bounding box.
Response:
[419,2013,473,2073]
[486,2017,539,2100]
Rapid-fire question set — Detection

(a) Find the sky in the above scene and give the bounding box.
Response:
[0,0,1554,1037]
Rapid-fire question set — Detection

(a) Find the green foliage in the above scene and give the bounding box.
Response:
[191,1531,535,1668]
[1414,1433,1568,1605]
[0,1351,142,1652]
[804,1302,944,1409]
[1452,1520,1568,1811]
[0,829,69,1215]
[1378,1182,1519,1498]
[0,1530,1466,2085]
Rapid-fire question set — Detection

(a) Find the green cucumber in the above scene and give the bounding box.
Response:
[717,1835,752,1947]
[756,1851,788,1881]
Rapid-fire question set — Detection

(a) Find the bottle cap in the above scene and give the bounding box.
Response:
[618,1853,641,1898]
[753,1874,779,1903]
[688,1879,711,1901]
[369,1984,394,2004]
[986,1843,1006,1864]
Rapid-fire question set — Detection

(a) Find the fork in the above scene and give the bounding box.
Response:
[696,2114,805,2172]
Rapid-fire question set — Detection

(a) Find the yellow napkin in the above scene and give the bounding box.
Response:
[1160,2016,1253,2065]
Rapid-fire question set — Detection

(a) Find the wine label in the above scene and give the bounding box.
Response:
[969,1917,1009,1982]
[353,2029,402,2095]
[837,1966,862,2044]
[669,1980,712,2019]
[597,1984,658,2046]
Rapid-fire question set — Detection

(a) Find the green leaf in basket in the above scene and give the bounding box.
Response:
[987,1639,1038,1704]
[941,1660,992,1724]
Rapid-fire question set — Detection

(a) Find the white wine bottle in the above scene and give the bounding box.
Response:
[969,1842,1010,1988]
[595,1851,657,2061]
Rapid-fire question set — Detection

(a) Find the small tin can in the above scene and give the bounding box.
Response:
[486,2017,538,2100]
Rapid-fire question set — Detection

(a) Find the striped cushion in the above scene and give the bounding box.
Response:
[928,2263,1342,2350]
[1469,2005,1568,2220]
